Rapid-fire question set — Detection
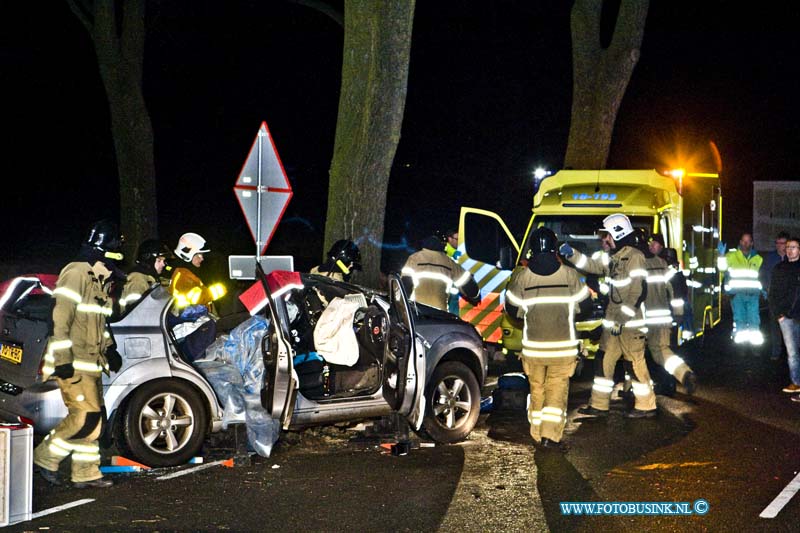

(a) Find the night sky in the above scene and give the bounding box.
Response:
[3,1,799,280]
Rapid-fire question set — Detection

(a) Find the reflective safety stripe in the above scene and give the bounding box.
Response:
[590,251,610,266]
[599,282,609,294]
[53,287,82,304]
[727,279,762,290]
[48,441,71,457]
[529,410,542,426]
[120,293,142,306]
[664,355,685,375]
[632,381,652,396]
[728,268,759,278]
[629,269,648,278]
[670,299,684,308]
[521,347,579,358]
[646,308,671,317]
[453,271,471,288]
[76,303,113,316]
[646,316,673,325]
[523,339,579,349]
[72,361,103,373]
[49,339,73,352]
[592,377,614,394]
[541,412,564,423]
[208,283,226,300]
[72,452,102,462]
[621,305,636,317]
[574,255,588,269]
[505,286,589,307]
[609,277,632,287]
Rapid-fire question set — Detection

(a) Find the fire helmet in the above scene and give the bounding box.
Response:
[327,240,362,271]
[600,214,634,241]
[84,219,123,253]
[136,239,173,265]
[528,227,558,255]
[175,233,210,263]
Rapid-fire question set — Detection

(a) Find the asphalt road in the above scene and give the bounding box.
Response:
[7,315,800,532]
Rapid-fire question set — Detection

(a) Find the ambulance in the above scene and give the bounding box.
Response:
[456,168,723,356]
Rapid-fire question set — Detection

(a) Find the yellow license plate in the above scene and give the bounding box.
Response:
[0,342,23,364]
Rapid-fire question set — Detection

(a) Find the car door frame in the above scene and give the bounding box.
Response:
[383,274,426,429]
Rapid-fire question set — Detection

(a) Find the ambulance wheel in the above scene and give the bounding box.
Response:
[421,362,480,443]
[122,380,208,467]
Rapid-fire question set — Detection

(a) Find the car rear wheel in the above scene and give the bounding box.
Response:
[421,361,480,443]
[122,380,208,467]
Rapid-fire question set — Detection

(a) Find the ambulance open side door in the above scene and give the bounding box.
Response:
[456,207,520,344]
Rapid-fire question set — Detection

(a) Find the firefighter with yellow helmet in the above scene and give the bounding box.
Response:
[505,227,591,451]
[560,213,657,418]
[34,219,125,488]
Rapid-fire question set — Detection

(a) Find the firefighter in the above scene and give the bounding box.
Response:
[311,239,362,282]
[505,228,591,451]
[401,235,480,312]
[34,219,124,488]
[718,232,764,345]
[643,233,697,394]
[120,239,172,309]
[170,232,225,310]
[560,214,657,418]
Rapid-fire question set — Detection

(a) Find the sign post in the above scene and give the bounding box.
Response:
[233,121,293,259]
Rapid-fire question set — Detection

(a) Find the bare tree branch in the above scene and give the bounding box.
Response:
[288,0,344,27]
[65,0,94,33]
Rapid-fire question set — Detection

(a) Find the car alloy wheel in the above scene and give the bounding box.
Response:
[422,361,480,443]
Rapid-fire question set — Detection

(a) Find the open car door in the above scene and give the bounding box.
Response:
[383,274,425,429]
[258,270,300,430]
[457,207,520,343]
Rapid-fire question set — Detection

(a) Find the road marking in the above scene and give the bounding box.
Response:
[760,470,800,518]
[31,498,95,519]
[156,459,227,481]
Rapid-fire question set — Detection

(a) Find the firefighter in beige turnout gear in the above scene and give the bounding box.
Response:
[34,220,124,488]
[505,228,591,451]
[402,235,480,312]
[560,214,657,418]
[643,236,697,394]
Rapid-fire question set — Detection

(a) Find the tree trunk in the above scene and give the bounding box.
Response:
[564,0,649,169]
[326,0,415,288]
[68,0,157,261]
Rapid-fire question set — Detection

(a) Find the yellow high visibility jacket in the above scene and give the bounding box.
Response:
[570,245,647,329]
[43,262,114,379]
[719,249,762,294]
[505,265,589,363]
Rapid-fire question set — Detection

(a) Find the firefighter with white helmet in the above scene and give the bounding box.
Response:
[34,219,124,488]
[560,213,657,418]
[174,232,210,268]
[505,227,591,451]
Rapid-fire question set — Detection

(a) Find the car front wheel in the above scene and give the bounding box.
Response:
[421,361,480,443]
[121,380,208,467]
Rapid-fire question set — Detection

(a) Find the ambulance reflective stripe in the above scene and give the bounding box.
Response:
[664,355,687,375]
[457,253,512,342]
[541,406,564,423]
[593,377,614,393]
[631,381,652,397]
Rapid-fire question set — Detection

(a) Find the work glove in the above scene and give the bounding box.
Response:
[52,363,75,380]
[559,242,574,258]
[610,322,623,336]
[106,347,123,373]
[717,242,727,256]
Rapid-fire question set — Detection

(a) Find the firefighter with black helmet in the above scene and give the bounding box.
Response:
[120,239,173,309]
[311,239,362,282]
[34,219,124,488]
[402,235,480,312]
[560,213,657,418]
[505,228,591,451]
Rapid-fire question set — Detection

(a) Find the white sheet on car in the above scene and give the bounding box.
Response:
[313,296,360,366]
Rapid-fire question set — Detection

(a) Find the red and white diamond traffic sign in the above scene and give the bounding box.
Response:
[233,121,293,256]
